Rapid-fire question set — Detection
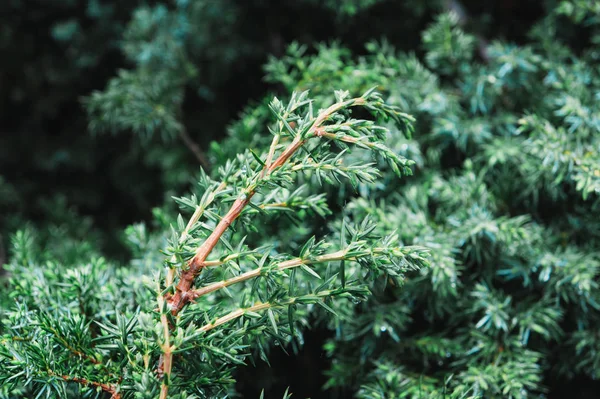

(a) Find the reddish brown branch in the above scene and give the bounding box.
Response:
[159,96,364,398]
[50,371,121,399]
[267,136,305,173]
[46,324,104,367]
[168,135,307,313]
[169,193,254,312]
[168,98,362,313]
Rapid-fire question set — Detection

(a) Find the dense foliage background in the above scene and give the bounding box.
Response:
[1,0,600,398]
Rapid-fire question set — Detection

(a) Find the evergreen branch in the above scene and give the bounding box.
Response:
[261,133,281,178]
[199,302,273,333]
[158,114,308,398]
[47,370,121,399]
[188,245,428,299]
[159,179,228,398]
[198,288,354,333]
[316,130,414,175]
[189,249,350,299]
[157,292,173,399]
[46,327,100,365]
[155,91,414,398]
[158,171,247,394]
[38,314,108,370]
[167,94,377,313]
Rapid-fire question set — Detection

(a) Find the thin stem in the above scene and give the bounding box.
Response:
[261,133,280,178]
[178,127,210,170]
[316,131,372,146]
[189,250,348,299]
[198,287,349,333]
[45,325,104,367]
[184,180,229,237]
[199,302,274,333]
[198,251,257,268]
[48,370,121,399]
[188,246,424,300]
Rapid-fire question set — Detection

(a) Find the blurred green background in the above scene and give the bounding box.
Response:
[0,0,543,259]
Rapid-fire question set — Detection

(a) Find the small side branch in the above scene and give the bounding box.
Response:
[158,293,173,399]
[45,325,104,367]
[188,250,348,299]
[49,371,121,399]
[197,291,336,333]
[199,302,274,333]
[179,127,210,170]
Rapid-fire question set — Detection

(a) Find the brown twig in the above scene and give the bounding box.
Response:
[198,302,273,333]
[179,127,211,170]
[48,371,121,399]
[157,180,229,399]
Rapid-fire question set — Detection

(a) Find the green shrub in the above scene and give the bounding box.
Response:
[215,3,600,398]
[0,89,430,398]
[2,1,600,398]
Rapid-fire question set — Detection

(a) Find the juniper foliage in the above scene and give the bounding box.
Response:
[2,1,600,399]
[0,89,428,399]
